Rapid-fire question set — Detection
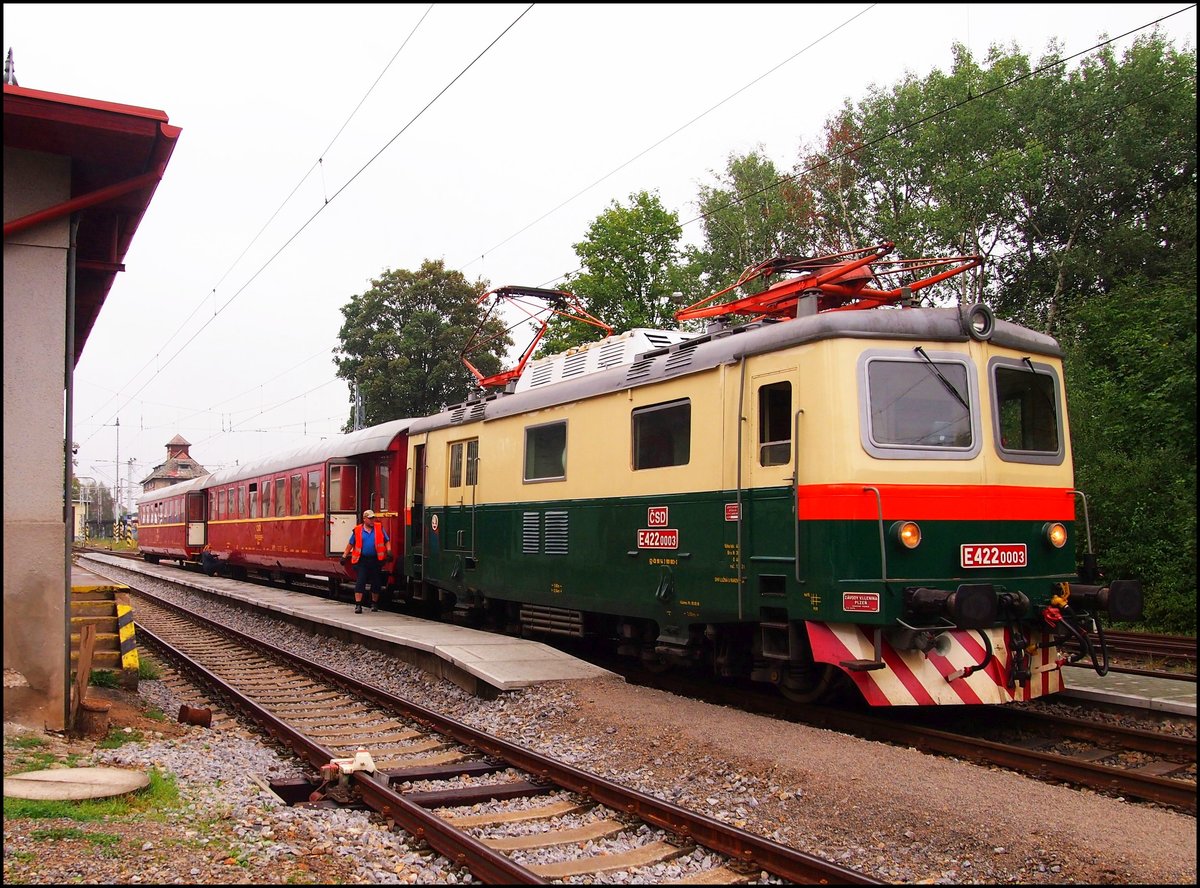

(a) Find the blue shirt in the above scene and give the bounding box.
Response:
[350,523,389,557]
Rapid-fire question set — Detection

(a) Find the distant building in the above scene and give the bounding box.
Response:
[141,434,209,492]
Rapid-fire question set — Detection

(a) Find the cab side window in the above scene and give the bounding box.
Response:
[633,400,690,469]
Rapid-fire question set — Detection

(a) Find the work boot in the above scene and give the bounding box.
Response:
[354,604,363,614]
[371,602,379,612]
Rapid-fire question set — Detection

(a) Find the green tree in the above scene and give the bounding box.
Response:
[693,149,822,294]
[1063,272,1196,631]
[539,191,701,354]
[333,259,510,426]
[999,34,1197,333]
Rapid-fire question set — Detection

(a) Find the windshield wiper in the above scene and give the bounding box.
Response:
[913,346,969,412]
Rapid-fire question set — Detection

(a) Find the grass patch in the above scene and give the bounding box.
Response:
[96,727,145,749]
[3,768,179,822]
[6,734,47,751]
[138,657,162,681]
[143,706,168,722]
[3,734,87,774]
[29,827,123,847]
[88,669,121,689]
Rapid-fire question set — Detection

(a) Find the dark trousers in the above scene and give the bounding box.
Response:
[354,557,385,601]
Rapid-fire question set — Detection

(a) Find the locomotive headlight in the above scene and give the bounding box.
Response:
[1044,522,1068,549]
[892,521,922,549]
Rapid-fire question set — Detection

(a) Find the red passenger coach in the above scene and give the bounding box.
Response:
[136,475,209,564]
[139,419,411,597]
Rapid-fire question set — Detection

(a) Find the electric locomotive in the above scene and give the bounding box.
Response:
[402,244,1141,706]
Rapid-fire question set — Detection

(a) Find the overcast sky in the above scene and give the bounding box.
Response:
[3,3,1194,505]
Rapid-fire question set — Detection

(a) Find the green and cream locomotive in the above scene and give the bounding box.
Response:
[402,245,1140,706]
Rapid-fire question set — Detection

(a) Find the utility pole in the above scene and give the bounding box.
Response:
[106,417,119,549]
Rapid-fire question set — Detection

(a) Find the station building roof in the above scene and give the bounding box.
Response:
[3,83,181,365]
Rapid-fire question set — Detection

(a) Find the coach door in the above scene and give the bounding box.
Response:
[185,491,207,546]
[326,462,358,557]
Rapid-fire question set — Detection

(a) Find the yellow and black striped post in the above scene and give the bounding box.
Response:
[113,592,140,686]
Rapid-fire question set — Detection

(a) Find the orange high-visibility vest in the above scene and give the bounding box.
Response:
[349,523,388,564]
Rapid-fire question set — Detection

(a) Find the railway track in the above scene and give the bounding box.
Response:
[126,586,877,885]
[613,663,1196,814]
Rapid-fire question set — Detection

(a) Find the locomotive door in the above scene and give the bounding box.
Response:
[325,462,358,556]
[745,368,800,593]
[443,437,477,557]
[185,491,207,547]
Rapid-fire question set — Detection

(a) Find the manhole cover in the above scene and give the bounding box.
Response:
[4,767,149,800]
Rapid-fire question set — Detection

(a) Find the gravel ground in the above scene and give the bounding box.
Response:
[4,564,1196,884]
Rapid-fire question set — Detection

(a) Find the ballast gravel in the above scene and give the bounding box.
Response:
[5,563,1195,885]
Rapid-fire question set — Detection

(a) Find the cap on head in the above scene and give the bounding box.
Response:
[363,509,375,519]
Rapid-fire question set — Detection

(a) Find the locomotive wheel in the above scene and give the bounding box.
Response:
[777,663,838,704]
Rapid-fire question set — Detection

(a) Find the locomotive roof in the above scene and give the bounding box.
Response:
[410,306,1061,434]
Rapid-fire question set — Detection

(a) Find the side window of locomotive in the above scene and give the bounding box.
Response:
[758,382,792,466]
[307,471,320,514]
[275,477,286,517]
[449,439,480,488]
[633,399,691,469]
[860,352,980,459]
[524,423,565,482]
[990,359,1065,465]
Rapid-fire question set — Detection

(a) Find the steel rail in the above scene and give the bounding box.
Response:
[130,589,877,885]
[802,707,1196,813]
[133,622,547,884]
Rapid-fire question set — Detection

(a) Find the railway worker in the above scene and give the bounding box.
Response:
[340,509,391,614]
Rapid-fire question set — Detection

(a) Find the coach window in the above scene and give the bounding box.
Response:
[248,483,258,519]
[990,358,1065,465]
[524,422,566,482]
[633,399,691,470]
[274,477,286,517]
[307,471,320,514]
[758,382,792,466]
[238,486,246,518]
[228,487,236,519]
[329,465,357,510]
[290,474,303,515]
[218,489,227,520]
[449,438,480,488]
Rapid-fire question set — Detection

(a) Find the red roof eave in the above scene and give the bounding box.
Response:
[3,83,181,364]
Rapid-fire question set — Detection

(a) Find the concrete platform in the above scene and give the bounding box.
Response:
[71,565,128,594]
[1061,664,1195,717]
[79,553,619,696]
[4,766,149,801]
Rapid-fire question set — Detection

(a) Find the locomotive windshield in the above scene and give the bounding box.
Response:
[989,357,1066,465]
[861,352,979,458]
